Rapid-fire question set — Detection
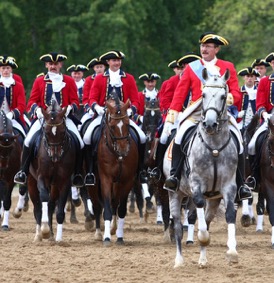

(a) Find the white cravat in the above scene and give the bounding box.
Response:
[245,85,257,100]
[109,69,123,87]
[0,76,15,88]
[145,88,157,100]
[76,79,84,90]
[202,57,220,76]
[48,72,66,92]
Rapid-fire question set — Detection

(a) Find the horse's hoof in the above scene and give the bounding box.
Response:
[85,219,94,231]
[12,209,22,219]
[251,217,256,225]
[272,243,274,249]
[1,225,9,231]
[129,205,135,213]
[186,240,194,245]
[70,217,79,224]
[23,203,29,212]
[146,202,155,214]
[66,202,71,212]
[41,223,50,239]
[226,249,238,263]
[256,228,263,233]
[157,221,163,225]
[241,214,251,227]
[183,225,188,231]
[72,198,81,207]
[116,238,125,245]
[103,238,111,247]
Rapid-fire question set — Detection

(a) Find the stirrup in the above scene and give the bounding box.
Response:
[237,184,252,201]
[14,171,27,185]
[84,173,96,186]
[139,170,148,184]
[245,176,256,191]
[149,167,162,182]
[164,176,179,192]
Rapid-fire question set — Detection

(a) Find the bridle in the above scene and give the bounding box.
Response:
[105,111,131,158]
[43,117,70,162]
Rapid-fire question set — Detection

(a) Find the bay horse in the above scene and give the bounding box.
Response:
[27,100,76,242]
[0,111,23,230]
[164,69,239,268]
[97,92,138,245]
[258,114,274,247]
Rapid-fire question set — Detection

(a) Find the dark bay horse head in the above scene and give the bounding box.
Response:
[0,111,19,169]
[201,68,230,135]
[105,96,131,158]
[41,100,68,163]
[142,99,161,143]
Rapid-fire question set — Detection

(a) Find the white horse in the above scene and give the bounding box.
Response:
[164,69,239,268]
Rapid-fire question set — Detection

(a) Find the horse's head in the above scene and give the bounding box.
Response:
[105,98,131,158]
[42,104,67,163]
[201,68,230,135]
[0,111,19,169]
[142,99,161,142]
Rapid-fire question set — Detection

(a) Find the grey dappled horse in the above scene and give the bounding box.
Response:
[164,69,238,268]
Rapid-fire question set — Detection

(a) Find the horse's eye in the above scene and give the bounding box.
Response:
[221,94,226,100]
[202,93,206,98]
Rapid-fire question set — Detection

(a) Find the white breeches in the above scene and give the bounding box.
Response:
[83,115,146,145]
[248,122,268,155]
[24,118,84,148]
[78,112,93,131]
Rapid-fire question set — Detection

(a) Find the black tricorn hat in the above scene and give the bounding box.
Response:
[199,32,229,46]
[0,55,18,69]
[66,64,89,72]
[40,52,67,62]
[139,73,161,81]
[265,52,274,63]
[99,50,125,61]
[86,58,108,69]
[177,52,201,67]
[237,67,260,77]
[168,60,179,68]
[251,58,270,68]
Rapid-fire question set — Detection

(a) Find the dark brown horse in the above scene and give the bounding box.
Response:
[259,114,274,247]
[0,111,22,230]
[28,100,76,242]
[97,94,138,245]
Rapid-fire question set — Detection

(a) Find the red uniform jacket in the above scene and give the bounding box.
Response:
[82,74,95,111]
[256,75,274,117]
[158,79,168,108]
[27,74,79,117]
[170,59,242,112]
[138,91,145,115]
[160,75,180,118]
[89,71,140,113]
[0,81,26,124]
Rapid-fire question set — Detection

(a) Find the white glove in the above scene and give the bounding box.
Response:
[6,111,13,120]
[88,109,94,116]
[94,104,105,116]
[262,112,272,120]
[36,107,44,119]
[238,110,245,118]
[163,121,173,136]
[226,93,234,106]
[65,105,72,117]
[127,108,133,117]
[139,116,144,123]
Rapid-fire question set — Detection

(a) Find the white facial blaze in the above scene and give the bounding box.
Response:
[151,110,155,116]
[117,120,123,136]
[52,126,57,135]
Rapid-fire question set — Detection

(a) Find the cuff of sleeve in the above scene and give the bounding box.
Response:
[84,104,90,112]
[29,103,39,117]
[131,105,137,115]
[258,107,266,119]
[71,103,78,113]
[166,110,179,124]
[13,109,20,119]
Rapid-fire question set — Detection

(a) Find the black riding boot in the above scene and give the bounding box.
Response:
[164,143,183,192]
[139,143,148,184]
[84,145,95,186]
[14,145,32,185]
[72,148,84,188]
[246,154,260,192]
[150,142,167,180]
[236,153,252,201]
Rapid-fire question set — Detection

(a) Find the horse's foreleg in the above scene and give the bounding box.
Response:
[186,208,197,245]
[12,193,26,219]
[103,196,113,244]
[241,199,251,227]
[41,201,50,239]
[169,191,184,268]
[1,184,13,231]
[256,192,265,232]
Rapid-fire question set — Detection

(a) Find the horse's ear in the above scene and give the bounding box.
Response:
[61,107,67,117]
[223,69,230,82]
[202,68,208,81]
[125,99,131,109]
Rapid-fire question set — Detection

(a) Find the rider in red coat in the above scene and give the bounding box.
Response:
[163,32,252,201]
[83,50,147,186]
[14,52,84,187]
